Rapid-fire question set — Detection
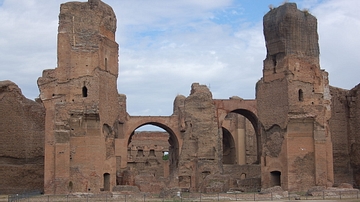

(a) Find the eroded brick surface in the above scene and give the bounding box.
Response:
[257,3,333,191]
[0,80,45,194]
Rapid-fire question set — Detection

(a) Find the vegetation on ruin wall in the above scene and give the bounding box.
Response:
[162,154,169,160]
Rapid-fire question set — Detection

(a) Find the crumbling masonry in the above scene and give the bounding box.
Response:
[1,0,360,195]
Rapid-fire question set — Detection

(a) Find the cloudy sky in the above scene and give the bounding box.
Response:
[0,0,359,116]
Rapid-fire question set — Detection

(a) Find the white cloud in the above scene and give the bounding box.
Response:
[311,0,360,89]
[0,0,359,116]
[117,16,265,114]
[0,0,58,98]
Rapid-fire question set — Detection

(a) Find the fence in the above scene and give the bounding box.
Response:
[7,190,360,202]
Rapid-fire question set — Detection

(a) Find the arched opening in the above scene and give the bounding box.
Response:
[124,123,179,185]
[272,54,277,73]
[103,173,110,191]
[222,127,236,164]
[229,109,261,164]
[82,86,88,97]
[136,149,144,157]
[298,89,304,101]
[270,171,281,187]
[223,111,259,165]
[149,149,156,157]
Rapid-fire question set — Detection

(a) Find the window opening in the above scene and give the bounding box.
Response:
[162,151,169,160]
[136,149,144,157]
[103,173,110,191]
[270,171,281,186]
[82,86,88,97]
[149,149,156,157]
[298,89,304,101]
[272,55,277,73]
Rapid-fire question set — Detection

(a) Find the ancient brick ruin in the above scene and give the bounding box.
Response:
[0,81,44,194]
[257,3,333,191]
[1,0,360,195]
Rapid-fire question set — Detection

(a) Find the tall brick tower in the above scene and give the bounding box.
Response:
[256,3,333,191]
[38,0,120,194]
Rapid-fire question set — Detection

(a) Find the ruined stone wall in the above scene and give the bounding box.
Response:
[121,131,171,193]
[329,86,353,185]
[127,131,169,177]
[38,0,121,194]
[245,119,257,164]
[348,84,360,187]
[222,112,257,165]
[257,3,333,191]
[119,87,261,193]
[256,79,289,130]
[177,83,221,191]
[223,164,261,192]
[0,81,45,194]
[1,0,357,194]
[56,0,117,81]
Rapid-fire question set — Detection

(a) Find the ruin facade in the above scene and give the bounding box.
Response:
[0,81,45,194]
[257,3,333,191]
[37,0,121,194]
[1,0,360,195]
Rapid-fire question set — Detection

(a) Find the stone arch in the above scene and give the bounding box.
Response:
[214,99,261,164]
[230,109,259,133]
[124,116,181,149]
[127,122,179,153]
[125,120,180,175]
[222,127,236,164]
[228,109,261,164]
